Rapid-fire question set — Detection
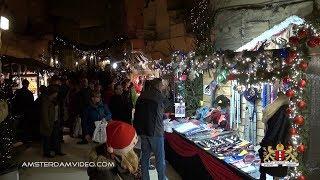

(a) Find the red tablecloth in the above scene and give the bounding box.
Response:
[165,132,243,180]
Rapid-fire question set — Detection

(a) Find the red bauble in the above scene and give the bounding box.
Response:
[286,108,293,115]
[298,79,307,88]
[315,36,320,46]
[297,175,307,180]
[298,28,309,39]
[297,100,307,109]
[227,74,236,81]
[289,36,300,45]
[285,51,297,65]
[285,58,294,65]
[289,128,297,135]
[299,61,309,71]
[286,89,295,98]
[181,75,187,81]
[294,115,305,126]
[297,144,306,153]
[307,38,318,48]
[282,76,291,84]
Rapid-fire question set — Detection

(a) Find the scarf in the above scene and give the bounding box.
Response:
[262,94,289,125]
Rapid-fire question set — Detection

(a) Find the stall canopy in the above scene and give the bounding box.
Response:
[1,55,54,73]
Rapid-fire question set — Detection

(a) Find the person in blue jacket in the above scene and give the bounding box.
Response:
[83,90,112,143]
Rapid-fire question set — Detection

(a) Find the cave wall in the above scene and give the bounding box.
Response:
[212,0,314,50]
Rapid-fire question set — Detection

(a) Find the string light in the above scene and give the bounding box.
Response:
[112,63,118,69]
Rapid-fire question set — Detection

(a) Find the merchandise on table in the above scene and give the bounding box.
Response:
[164,114,261,179]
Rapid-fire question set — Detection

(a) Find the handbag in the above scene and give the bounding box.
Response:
[92,119,108,143]
[73,116,82,138]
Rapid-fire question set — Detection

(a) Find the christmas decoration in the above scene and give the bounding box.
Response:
[286,108,293,115]
[290,128,298,135]
[297,100,307,109]
[227,74,236,81]
[294,115,305,126]
[297,175,307,180]
[298,28,308,39]
[286,89,295,98]
[289,36,300,45]
[285,51,297,65]
[298,79,307,88]
[282,76,291,84]
[279,48,289,59]
[297,144,306,154]
[307,37,318,48]
[299,61,309,71]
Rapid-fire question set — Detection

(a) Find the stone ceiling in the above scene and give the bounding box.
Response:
[1,0,125,60]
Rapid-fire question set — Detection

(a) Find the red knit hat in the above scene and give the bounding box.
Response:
[106,121,137,155]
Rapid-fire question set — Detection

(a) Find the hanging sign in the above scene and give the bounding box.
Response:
[175,102,186,118]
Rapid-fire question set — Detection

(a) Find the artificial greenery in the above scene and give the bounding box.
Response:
[185,74,203,116]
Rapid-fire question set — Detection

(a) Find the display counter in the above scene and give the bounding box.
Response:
[164,120,261,180]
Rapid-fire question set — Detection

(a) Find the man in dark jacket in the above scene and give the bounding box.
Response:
[40,85,65,158]
[77,78,92,144]
[13,79,34,142]
[134,78,167,180]
[83,91,112,142]
[109,82,132,124]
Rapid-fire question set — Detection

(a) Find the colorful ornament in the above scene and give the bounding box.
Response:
[286,89,295,98]
[297,144,306,153]
[290,128,297,135]
[316,36,320,46]
[279,49,289,58]
[285,51,297,65]
[299,61,308,71]
[289,36,300,46]
[282,76,291,84]
[298,79,307,88]
[294,115,305,126]
[297,100,307,109]
[297,175,306,180]
[298,28,308,39]
[181,74,187,81]
[227,74,236,81]
[286,108,293,115]
[307,37,318,48]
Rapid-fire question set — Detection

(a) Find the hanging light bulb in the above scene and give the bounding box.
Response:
[83,55,87,60]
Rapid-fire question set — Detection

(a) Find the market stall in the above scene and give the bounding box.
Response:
[1,55,53,99]
[157,17,317,180]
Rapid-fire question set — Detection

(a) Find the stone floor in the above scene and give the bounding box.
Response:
[16,135,182,180]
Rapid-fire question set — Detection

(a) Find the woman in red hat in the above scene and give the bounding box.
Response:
[88,121,139,180]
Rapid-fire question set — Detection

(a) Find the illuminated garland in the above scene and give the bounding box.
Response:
[122,23,319,178]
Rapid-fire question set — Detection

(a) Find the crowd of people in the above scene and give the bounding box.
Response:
[6,72,172,180]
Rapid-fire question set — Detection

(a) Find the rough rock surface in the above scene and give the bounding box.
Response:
[214,0,314,50]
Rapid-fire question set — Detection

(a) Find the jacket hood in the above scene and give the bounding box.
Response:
[139,87,164,104]
[263,94,289,124]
